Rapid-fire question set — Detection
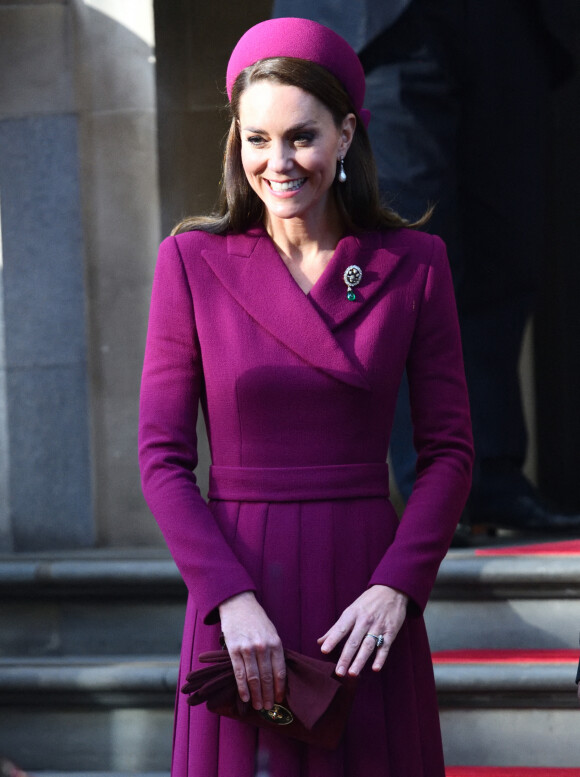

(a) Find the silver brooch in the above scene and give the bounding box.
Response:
[343,265,362,301]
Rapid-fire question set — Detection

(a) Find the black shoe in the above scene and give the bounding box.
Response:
[450,520,473,548]
[468,472,580,533]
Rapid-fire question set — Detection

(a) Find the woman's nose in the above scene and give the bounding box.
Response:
[268,141,294,173]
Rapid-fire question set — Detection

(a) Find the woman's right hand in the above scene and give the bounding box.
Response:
[218,591,286,711]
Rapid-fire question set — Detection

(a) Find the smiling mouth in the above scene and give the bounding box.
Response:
[268,178,306,192]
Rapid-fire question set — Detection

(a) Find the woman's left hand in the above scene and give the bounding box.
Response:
[317,584,409,677]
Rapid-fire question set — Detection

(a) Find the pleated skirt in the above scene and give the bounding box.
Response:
[172,495,445,777]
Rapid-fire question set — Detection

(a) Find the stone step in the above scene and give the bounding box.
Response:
[1,651,578,770]
[1,548,577,771]
[441,705,580,769]
[0,550,186,657]
[426,595,579,651]
[0,655,178,705]
[434,650,580,768]
[2,550,580,656]
[0,655,176,769]
[3,549,579,604]
[0,651,576,707]
[433,650,579,707]
[0,598,185,657]
[426,551,580,651]
[434,551,580,599]
[0,549,185,598]
[0,705,174,772]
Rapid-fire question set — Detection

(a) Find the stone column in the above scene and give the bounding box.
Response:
[72,0,163,545]
[0,1,94,550]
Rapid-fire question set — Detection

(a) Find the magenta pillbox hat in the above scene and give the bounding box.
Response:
[226,17,370,127]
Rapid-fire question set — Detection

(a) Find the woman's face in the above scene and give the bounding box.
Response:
[238,81,355,228]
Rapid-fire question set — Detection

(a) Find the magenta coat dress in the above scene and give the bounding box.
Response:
[139,225,474,777]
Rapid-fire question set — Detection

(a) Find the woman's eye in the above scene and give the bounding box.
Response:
[293,133,314,145]
[246,135,266,146]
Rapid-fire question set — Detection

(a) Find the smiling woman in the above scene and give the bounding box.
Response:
[239,82,355,245]
[139,16,473,777]
[173,53,428,239]
[237,81,356,289]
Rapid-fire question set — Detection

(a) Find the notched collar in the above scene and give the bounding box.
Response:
[200,229,408,390]
[307,231,408,330]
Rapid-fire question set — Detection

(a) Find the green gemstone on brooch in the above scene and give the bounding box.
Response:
[347,290,356,301]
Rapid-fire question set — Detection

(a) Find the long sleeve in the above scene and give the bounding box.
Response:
[138,236,257,623]
[369,235,474,611]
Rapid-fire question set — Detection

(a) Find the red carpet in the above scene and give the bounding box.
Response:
[433,649,579,664]
[446,769,580,776]
[475,539,580,556]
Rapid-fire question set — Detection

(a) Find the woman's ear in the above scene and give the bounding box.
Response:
[340,113,357,156]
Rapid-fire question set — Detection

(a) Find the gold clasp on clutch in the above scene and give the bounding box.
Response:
[259,704,294,725]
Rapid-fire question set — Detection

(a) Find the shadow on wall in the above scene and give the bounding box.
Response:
[154,0,274,235]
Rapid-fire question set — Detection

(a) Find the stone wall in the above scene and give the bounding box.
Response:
[0,1,93,550]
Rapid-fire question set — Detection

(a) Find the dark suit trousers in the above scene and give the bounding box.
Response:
[360,0,553,498]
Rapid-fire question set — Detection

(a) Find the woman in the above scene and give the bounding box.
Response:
[139,17,473,777]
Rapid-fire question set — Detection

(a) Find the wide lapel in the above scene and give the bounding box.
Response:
[200,229,370,390]
[308,231,409,331]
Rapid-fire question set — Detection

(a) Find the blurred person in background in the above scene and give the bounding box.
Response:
[273,0,580,539]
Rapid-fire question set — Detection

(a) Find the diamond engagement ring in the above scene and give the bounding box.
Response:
[365,633,385,649]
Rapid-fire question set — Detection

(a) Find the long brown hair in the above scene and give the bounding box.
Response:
[172,57,430,236]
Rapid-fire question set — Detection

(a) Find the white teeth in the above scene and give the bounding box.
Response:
[269,178,306,192]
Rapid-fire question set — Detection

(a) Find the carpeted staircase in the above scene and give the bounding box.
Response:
[428,540,580,771]
[0,540,579,775]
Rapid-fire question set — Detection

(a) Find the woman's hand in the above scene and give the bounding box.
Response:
[317,584,408,677]
[219,591,286,711]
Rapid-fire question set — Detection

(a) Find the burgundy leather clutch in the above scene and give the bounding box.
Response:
[181,648,357,750]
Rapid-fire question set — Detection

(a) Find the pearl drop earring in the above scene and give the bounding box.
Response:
[338,156,347,183]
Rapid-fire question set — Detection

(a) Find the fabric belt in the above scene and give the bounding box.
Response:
[208,463,390,502]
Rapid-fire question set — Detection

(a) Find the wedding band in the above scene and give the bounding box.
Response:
[365,633,385,649]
